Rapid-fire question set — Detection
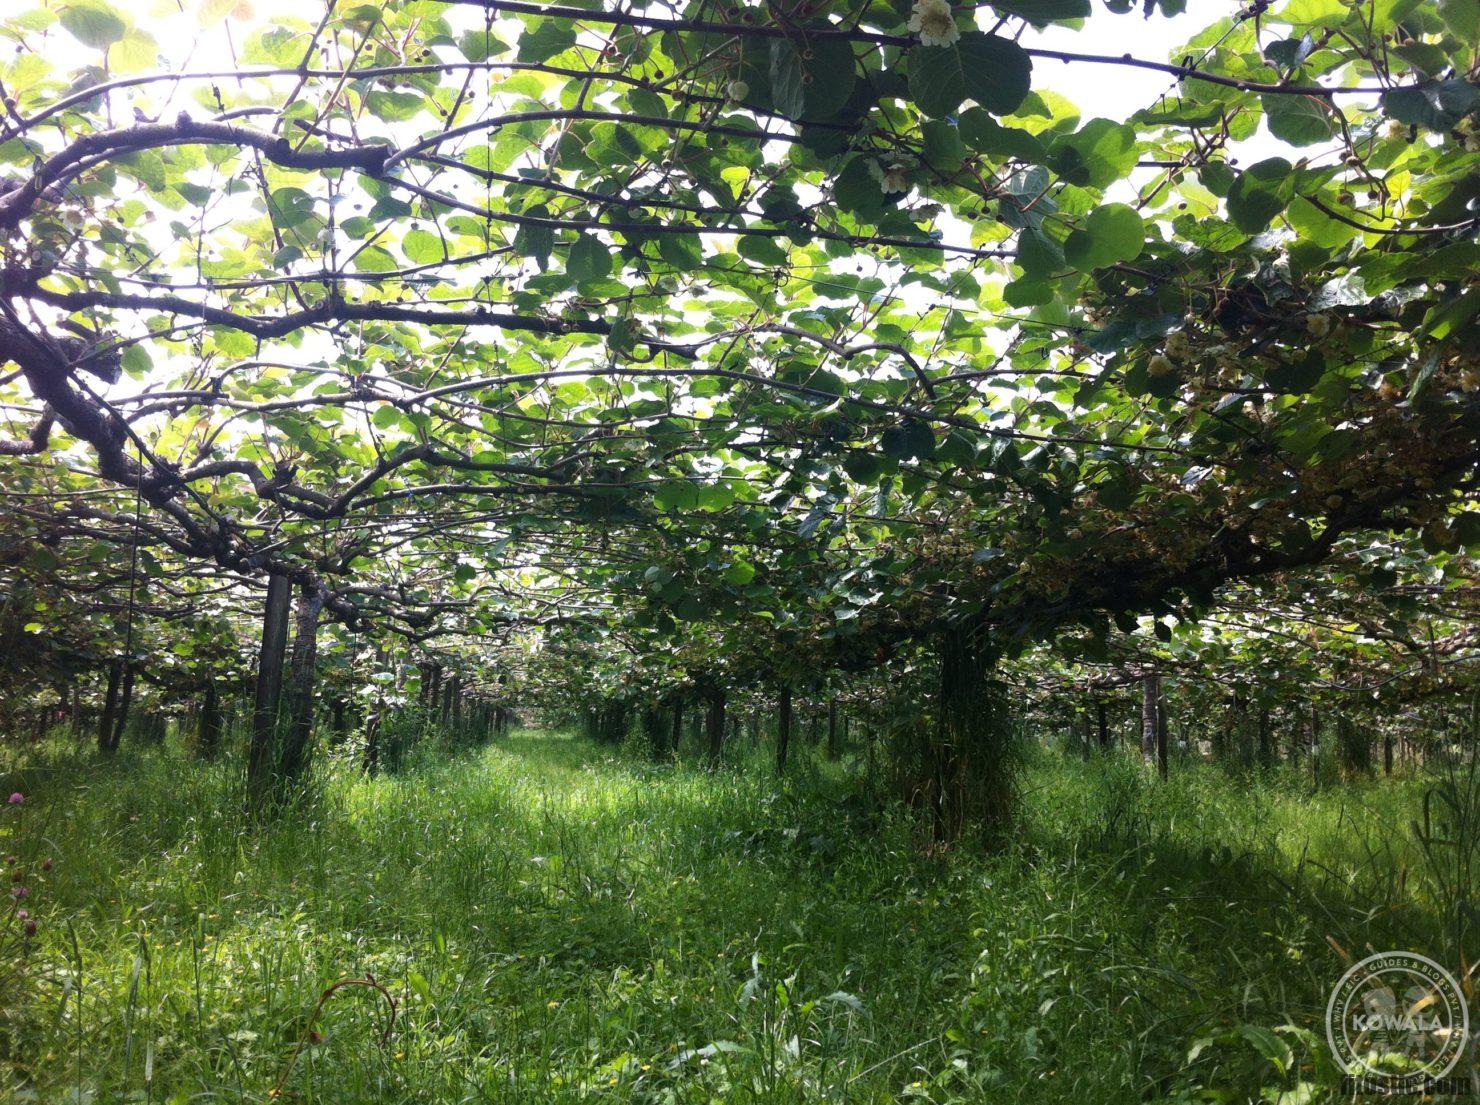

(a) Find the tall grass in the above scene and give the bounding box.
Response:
[0,731,1458,1103]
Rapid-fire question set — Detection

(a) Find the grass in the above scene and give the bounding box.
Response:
[0,729,1457,1103]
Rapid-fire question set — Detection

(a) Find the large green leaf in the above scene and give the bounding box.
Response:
[401,228,445,266]
[770,36,857,121]
[517,19,576,63]
[1262,93,1337,145]
[1381,79,1480,132]
[60,0,127,49]
[908,32,1032,118]
[1063,203,1144,270]
[1226,158,1294,234]
[833,157,885,221]
[769,39,807,119]
[567,233,613,283]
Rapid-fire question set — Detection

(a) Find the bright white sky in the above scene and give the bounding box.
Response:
[1030,0,1235,118]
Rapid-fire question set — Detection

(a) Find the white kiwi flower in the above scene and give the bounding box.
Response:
[909,0,959,48]
[868,159,911,194]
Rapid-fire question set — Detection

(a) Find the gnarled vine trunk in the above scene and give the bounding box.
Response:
[196,681,221,758]
[704,690,726,769]
[895,620,1014,843]
[247,572,292,811]
[275,584,324,788]
[1141,672,1162,776]
[98,660,123,753]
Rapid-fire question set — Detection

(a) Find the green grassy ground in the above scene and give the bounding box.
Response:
[0,731,1454,1103]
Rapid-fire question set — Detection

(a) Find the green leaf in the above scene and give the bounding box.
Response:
[120,344,152,377]
[352,245,397,273]
[654,482,701,512]
[1226,158,1294,234]
[737,235,789,266]
[608,317,637,356]
[842,450,881,483]
[514,206,555,270]
[60,1,127,49]
[1263,33,1315,72]
[1381,79,1480,132]
[1048,118,1137,190]
[769,39,806,119]
[959,109,1045,161]
[401,228,445,266]
[1016,227,1064,278]
[908,32,1032,118]
[1063,203,1144,270]
[567,233,613,283]
[1265,350,1326,394]
[752,33,857,121]
[921,120,965,171]
[800,39,858,121]
[1419,287,1480,341]
[724,561,757,585]
[1262,93,1337,145]
[657,232,703,272]
[1438,0,1479,42]
[1237,1025,1292,1076]
[517,19,575,63]
[881,421,935,460]
[833,157,884,221]
[459,29,507,62]
[697,483,736,511]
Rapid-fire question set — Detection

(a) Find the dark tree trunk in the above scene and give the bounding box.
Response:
[1140,673,1159,765]
[925,621,1013,840]
[704,690,727,769]
[276,584,324,788]
[136,710,165,745]
[641,705,666,758]
[667,700,682,760]
[1383,729,1394,775]
[441,670,457,729]
[1256,704,1273,767]
[98,661,123,753]
[594,700,628,744]
[363,708,382,774]
[247,572,293,809]
[1096,699,1109,750]
[1155,680,1168,780]
[826,697,839,759]
[776,685,792,775]
[197,681,221,758]
[108,663,135,752]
